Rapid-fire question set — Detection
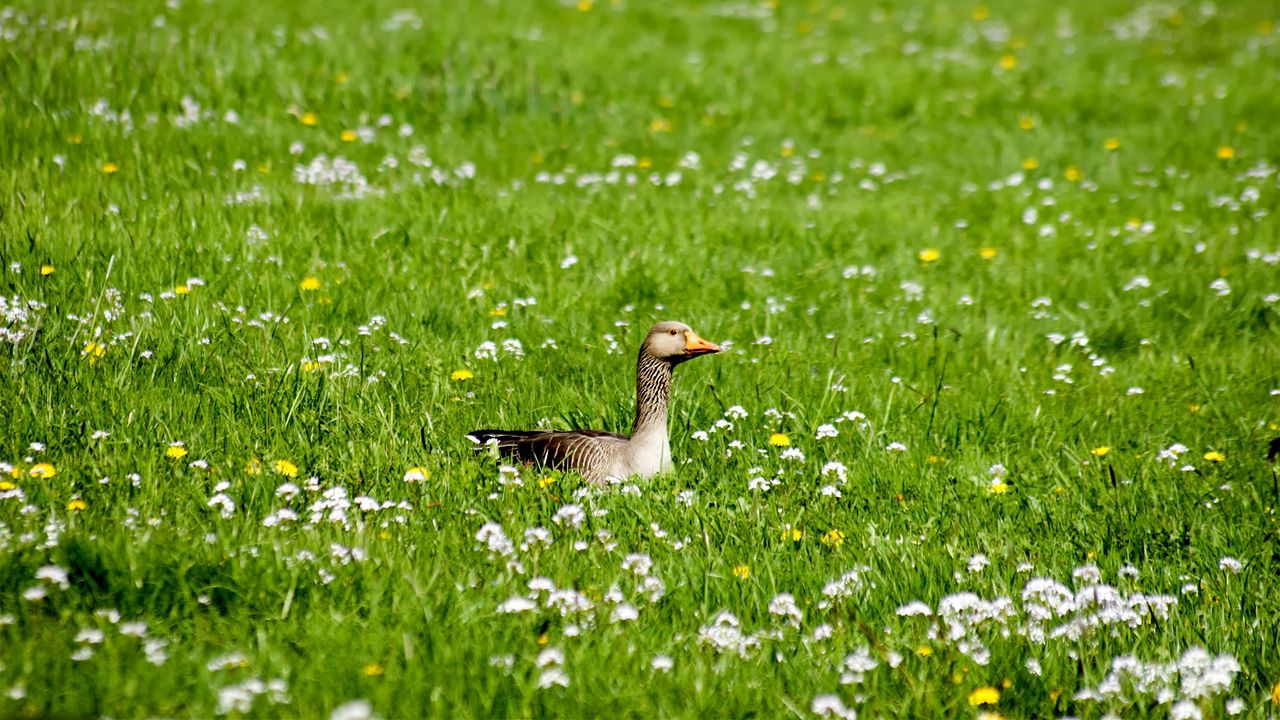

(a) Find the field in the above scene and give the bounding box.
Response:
[3,0,1280,716]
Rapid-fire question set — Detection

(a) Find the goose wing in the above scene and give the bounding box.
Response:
[468,429,629,475]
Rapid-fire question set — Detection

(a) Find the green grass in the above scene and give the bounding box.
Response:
[3,0,1280,716]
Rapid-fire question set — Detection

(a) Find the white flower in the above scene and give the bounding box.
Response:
[651,655,674,672]
[330,700,378,720]
[552,504,586,528]
[885,442,907,452]
[610,603,639,623]
[536,668,570,689]
[815,424,838,439]
[496,596,537,614]
[1218,556,1243,574]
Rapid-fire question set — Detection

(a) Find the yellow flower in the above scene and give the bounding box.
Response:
[1018,115,1037,130]
[538,475,556,489]
[403,467,429,482]
[977,713,1006,720]
[489,305,507,317]
[569,90,584,105]
[341,130,358,143]
[1216,145,1235,160]
[67,133,82,144]
[29,463,56,479]
[1203,451,1225,463]
[989,480,1009,495]
[362,663,384,677]
[732,564,750,579]
[979,247,998,259]
[648,118,671,133]
[300,276,322,291]
[245,458,263,475]
[1104,137,1120,151]
[83,342,106,364]
[301,360,323,373]
[0,481,13,491]
[918,248,941,263]
[1271,680,1280,704]
[820,529,845,547]
[576,0,592,10]
[972,5,989,20]
[300,112,318,126]
[102,162,119,174]
[450,369,474,381]
[998,54,1017,70]
[165,443,188,459]
[1092,446,1110,457]
[916,644,933,657]
[636,157,653,169]
[968,686,1001,706]
[273,459,299,477]
[174,284,190,295]
[67,499,87,511]
[769,433,791,447]
[1064,165,1083,182]
[1021,158,1039,170]
[40,264,55,276]
[334,71,349,84]
[781,526,803,542]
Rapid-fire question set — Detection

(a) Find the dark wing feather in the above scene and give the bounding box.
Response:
[468,428,628,474]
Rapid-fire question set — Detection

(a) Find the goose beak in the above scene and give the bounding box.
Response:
[684,331,721,356]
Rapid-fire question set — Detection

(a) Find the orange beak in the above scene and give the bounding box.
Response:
[684,331,721,356]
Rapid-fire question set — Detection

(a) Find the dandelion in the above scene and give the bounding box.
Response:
[1018,115,1037,130]
[245,458,263,475]
[979,247,998,259]
[820,529,845,547]
[102,162,119,174]
[40,264,55,276]
[1092,446,1110,457]
[67,499,87,511]
[403,467,428,482]
[341,130,358,142]
[1216,146,1235,160]
[968,686,1001,706]
[989,479,1009,494]
[916,645,933,657]
[300,277,322,291]
[1204,451,1225,463]
[82,342,106,364]
[1021,158,1039,170]
[768,433,790,447]
[274,460,299,477]
[1104,137,1120,151]
[577,0,592,10]
[999,54,1017,70]
[918,248,941,263]
[165,443,188,459]
[361,663,384,677]
[1064,165,1083,182]
[648,118,671,133]
[28,463,56,479]
[732,564,750,579]
[450,369,474,381]
[781,526,802,542]
[300,112,318,126]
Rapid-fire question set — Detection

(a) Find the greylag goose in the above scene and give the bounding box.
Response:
[468,321,721,485]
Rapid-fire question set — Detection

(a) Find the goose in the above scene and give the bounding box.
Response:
[468,321,721,485]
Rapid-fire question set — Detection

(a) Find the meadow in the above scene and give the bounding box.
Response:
[2,0,1280,716]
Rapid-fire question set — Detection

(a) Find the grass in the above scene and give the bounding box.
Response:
[2,0,1280,716]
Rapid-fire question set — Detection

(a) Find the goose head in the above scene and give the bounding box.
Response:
[642,321,721,365]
